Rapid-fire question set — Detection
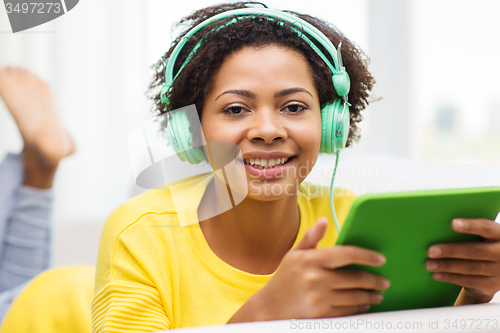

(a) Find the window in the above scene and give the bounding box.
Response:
[412,0,500,166]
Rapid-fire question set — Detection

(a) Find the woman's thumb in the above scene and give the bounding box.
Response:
[294,217,328,250]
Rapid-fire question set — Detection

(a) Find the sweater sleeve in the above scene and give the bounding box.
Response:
[92,281,170,332]
[91,206,171,333]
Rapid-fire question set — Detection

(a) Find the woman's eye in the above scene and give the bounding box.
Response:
[284,104,306,113]
[223,106,246,116]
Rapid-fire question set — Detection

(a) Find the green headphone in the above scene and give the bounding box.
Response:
[160,7,351,165]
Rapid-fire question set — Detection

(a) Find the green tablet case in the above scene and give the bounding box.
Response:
[335,186,500,312]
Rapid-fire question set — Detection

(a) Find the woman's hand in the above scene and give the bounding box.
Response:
[231,217,390,322]
[425,218,500,305]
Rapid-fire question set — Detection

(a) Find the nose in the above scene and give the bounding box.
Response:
[247,107,288,144]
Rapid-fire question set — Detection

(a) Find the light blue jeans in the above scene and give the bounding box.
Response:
[0,153,52,321]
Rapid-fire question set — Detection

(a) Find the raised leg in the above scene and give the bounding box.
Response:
[0,66,75,320]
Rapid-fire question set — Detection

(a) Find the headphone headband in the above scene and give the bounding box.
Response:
[160,7,350,105]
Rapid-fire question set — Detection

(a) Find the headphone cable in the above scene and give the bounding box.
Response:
[330,151,341,234]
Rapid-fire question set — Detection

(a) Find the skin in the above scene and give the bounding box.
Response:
[0,66,75,188]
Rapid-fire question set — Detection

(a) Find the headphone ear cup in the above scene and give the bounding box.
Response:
[168,111,187,162]
[169,110,207,165]
[320,99,350,154]
[320,102,335,154]
[333,99,350,152]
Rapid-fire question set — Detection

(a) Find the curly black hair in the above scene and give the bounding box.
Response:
[147,1,375,149]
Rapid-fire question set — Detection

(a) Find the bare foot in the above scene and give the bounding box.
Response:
[0,66,75,169]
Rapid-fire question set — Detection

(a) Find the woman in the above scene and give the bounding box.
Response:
[91,2,500,332]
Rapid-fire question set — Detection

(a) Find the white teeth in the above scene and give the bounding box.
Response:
[243,157,291,169]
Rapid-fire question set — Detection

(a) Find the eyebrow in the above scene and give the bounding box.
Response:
[214,87,313,101]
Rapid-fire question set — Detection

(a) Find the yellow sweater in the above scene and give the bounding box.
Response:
[91,173,357,332]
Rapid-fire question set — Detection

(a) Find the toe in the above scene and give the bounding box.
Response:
[0,66,10,81]
[6,66,20,76]
[12,67,23,75]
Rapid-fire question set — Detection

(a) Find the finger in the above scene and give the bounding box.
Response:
[428,242,499,261]
[451,218,500,241]
[294,217,328,250]
[329,305,371,317]
[331,269,390,290]
[431,273,496,294]
[426,259,496,277]
[330,290,383,307]
[317,246,386,269]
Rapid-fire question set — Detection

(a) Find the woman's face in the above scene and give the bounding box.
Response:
[201,45,322,201]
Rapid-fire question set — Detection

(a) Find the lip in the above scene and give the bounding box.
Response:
[243,156,297,179]
[242,151,296,160]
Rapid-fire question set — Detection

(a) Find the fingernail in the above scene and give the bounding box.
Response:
[376,294,384,303]
[428,246,441,258]
[453,219,464,230]
[426,261,438,271]
[383,279,391,289]
[360,304,370,312]
[433,273,443,280]
[378,255,386,264]
[317,217,327,225]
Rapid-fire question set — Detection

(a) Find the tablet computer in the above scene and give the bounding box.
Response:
[335,186,500,312]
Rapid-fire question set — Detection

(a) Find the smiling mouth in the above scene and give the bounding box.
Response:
[242,156,296,169]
